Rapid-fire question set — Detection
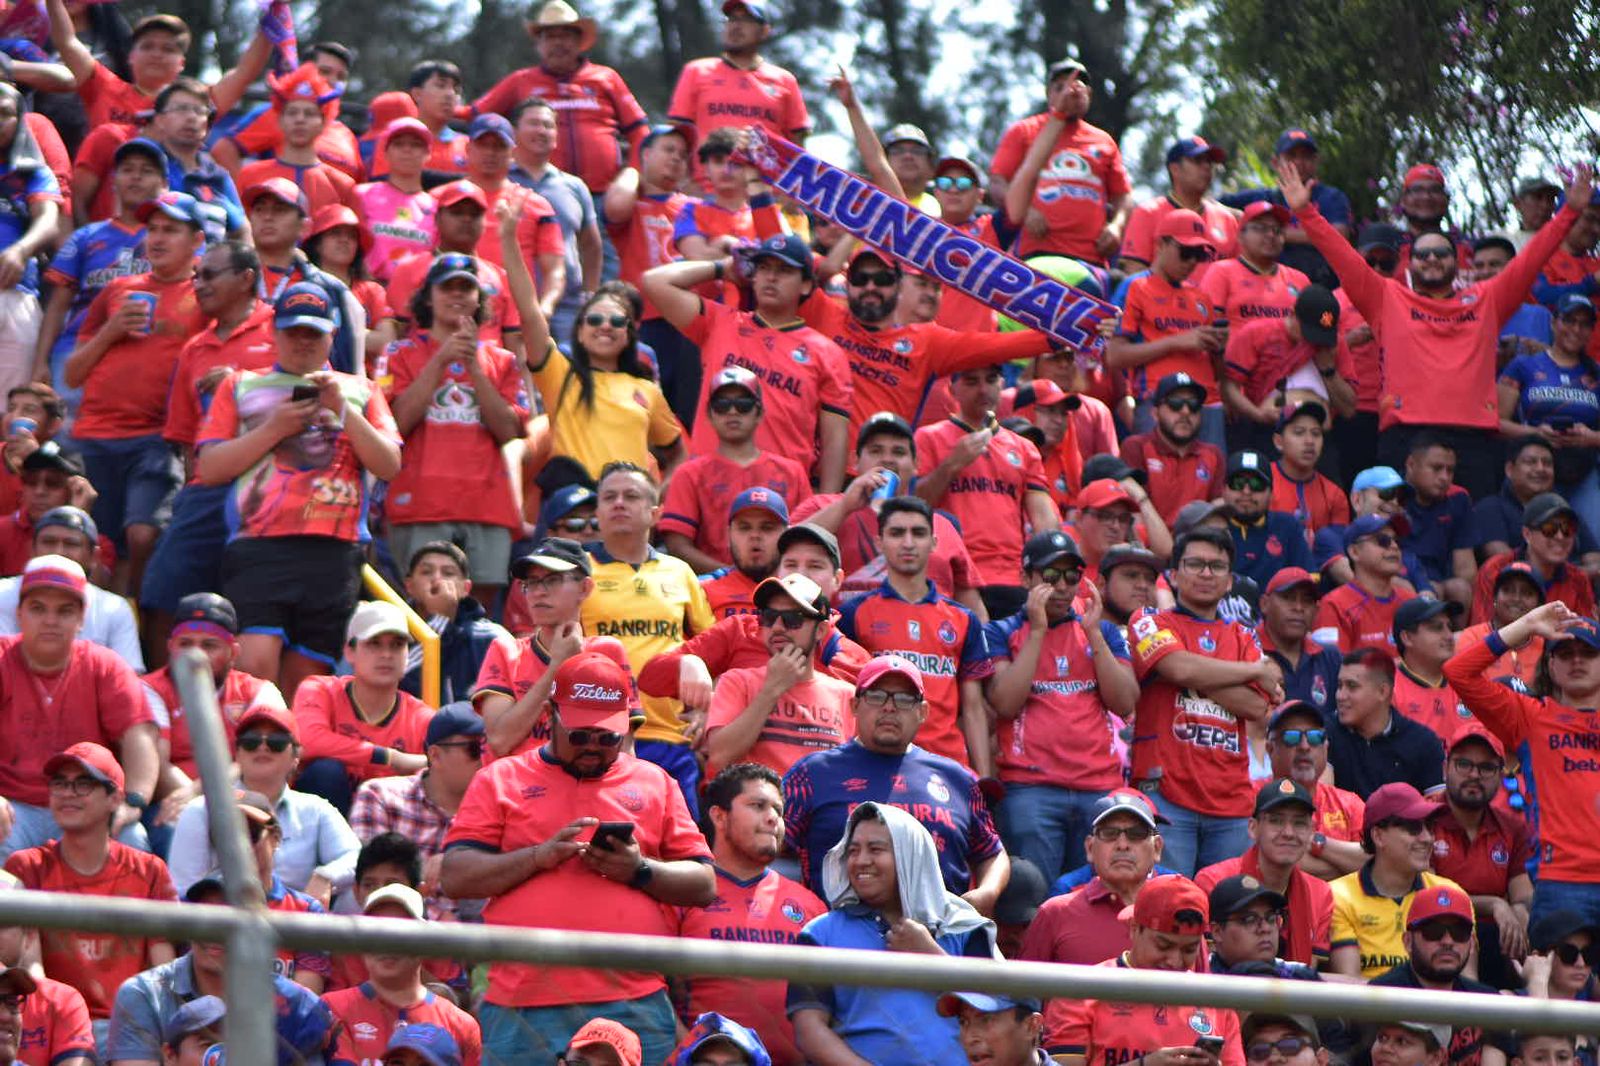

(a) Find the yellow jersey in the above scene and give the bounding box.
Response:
[1329,863,1466,979]
[530,341,682,481]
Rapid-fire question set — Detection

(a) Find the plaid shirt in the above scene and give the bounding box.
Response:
[349,772,462,920]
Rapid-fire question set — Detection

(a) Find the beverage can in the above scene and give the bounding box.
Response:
[125,291,158,335]
[869,471,900,501]
[8,416,35,437]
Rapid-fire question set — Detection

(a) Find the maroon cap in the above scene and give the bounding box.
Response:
[1362,782,1442,834]
[551,651,632,732]
[1264,567,1320,598]
[1446,720,1505,760]
[855,655,924,697]
[44,741,124,792]
[1406,883,1474,928]
[1120,874,1209,934]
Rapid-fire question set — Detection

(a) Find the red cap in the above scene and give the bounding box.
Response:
[551,651,632,732]
[1446,720,1505,760]
[567,1019,641,1066]
[1406,883,1475,928]
[1075,479,1135,511]
[235,705,298,741]
[1362,782,1442,834]
[267,62,340,118]
[1119,874,1209,935]
[433,179,488,212]
[380,117,433,153]
[1264,567,1320,598]
[1404,164,1446,190]
[1156,209,1215,249]
[20,554,86,604]
[243,177,309,216]
[855,654,925,697]
[847,246,897,272]
[366,91,418,132]
[1241,201,1291,226]
[1013,378,1069,409]
[43,741,124,792]
[307,204,371,251]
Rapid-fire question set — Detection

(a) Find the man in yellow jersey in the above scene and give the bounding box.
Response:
[583,460,714,814]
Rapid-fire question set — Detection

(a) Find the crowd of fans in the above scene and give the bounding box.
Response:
[0,0,1596,1063]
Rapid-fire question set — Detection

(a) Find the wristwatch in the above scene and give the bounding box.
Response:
[124,792,149,810]
[1309,832,1327,858]
[1318,364,1338,378]
[628,858,655,889]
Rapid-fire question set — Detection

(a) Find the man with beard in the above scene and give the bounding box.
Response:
[1425,724,1532,989]
[1221,449,1313,591]
[696,489,788,619]
[660,368,810,575]
[797,247,1055,439]
[1265,702,1366,879]
[837,496,997,774]
[1119,372,1225,526]
[1099,545,1162,631]
[1369,884,1500,1066]
[703,574,855,778]
[673,763,824,1065]
[1258,569,1341,719]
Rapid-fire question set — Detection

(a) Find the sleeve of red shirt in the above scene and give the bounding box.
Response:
[816,339,852,419]
[1312,881,1334,960]
[1440,633,1537,753]
[1103,142,1132,201]
[79,279,117,341]
[987,121,1028,182]
[516,194,565,260]
[2,848,38,885]
[98,651,156,736]
[1021,438,1049,494]
[1119,279,1150,337]
[162,342,203,446]
[957,607,996,679]
[606,67,648,134]
[780,72,810,135]
[469,70,527,119]
[27,114,70,207]
[1120,204,1156,265]
[72,124,121,190]
[1128,611,1186,679]
[943,515,980,592]
[196,370,243,449]
[923,325,1053,375]
[657,460,702,540]
[45,980,95,1062]
[1042,986,1092,1054]
[363,382,401,443]
[443,767,507,851]
[1295,205,1389,325]
[293,682,380,770]
[1484,203,1580,320]
[665,65,698,127]
[652,764,714,862]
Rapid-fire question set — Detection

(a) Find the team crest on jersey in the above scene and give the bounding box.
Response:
[908,620,921,641]
[1006,450,1021,467]
[927,776,951,803]
[1189,1010,1214,1036]
[1311,674,1328,706]
[1056,475,1069,493]
[1199,633,1217,652]
[791,345,810,363]
[782,899,806,923]
[894,339,913,354]
[938,621,958,645]
[354,1022,380,1041]
[1197,467,1211,481]
[1456,702,1471,719]
[1056,656,1070,676]
[1148,458,1165,473]
[617,785,645,812]
[1266,535,1283,557]
[1491,843,1509,865]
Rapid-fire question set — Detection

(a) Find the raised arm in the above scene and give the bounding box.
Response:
[640,259,720,333]
[208,30,273,116]
[1004,112,1066,227]
[827,66,904,201]
[1277,157,1388,320]
[44,0,94,86]
[495,195,550,359]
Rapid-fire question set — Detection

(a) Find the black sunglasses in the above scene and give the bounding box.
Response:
[238,732,294,753]
[583,312,630,328]
[1163,397,1203,413]
[758,606,814,630]
[1414,919,1473,943]
[849,270,898,288]
[1552,941,1600,968]
[1228,475,1269,492]
[555,516,599,533]
[565,727,624,747]
[709,396,759,415]
[1412,246,1455,261]
[1176,245,1213,262]
[1358,532,1398,550]
[1035,566,1083,586]
[1374,486,1406,502]
[1246,1038,1315,1063]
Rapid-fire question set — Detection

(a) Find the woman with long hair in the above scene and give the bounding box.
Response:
[301,204,392,363]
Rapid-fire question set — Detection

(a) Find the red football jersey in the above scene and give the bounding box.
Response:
[384,252,521,343]
[705,668,855,777]
[15,975,93,1066]
[1199,257,1311,325]
[75,273,208,439]
[1045,956,1245,1064]
[1313,582,1416,655]
[325,983,482,1066]
[701,568,759,620]
[1119,272,1218,402]
[658,453,811,567]
[608,191,691,320]
[668,57,809,160]
[230,114,365,181]
[163,301,278,454]
[915,418,1049,586]
[989,115,1130,261]
[292,675,435,782]
[470,61,647,192]
[1121,196,1240,282]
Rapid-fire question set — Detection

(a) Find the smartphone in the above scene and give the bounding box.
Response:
[1212,318,1230,331]
[290,384,319,402]
[1196,1037,1226,1056]
[591,821,635,851]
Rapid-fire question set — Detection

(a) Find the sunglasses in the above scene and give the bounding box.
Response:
[933,175,976,192]
[1414,919,1473,943]
[433,739,484,759]
[1163,397,1203,413]
[555,516,599,533]
[857,689,921,710]
[237,732,294,753]
[1246,1038,1315,1063]
[1358,533,1398,549]
[1092,823,1154,842]
[583,312,630,329]
[1228,475,1270,492]
[1278,728,1326,747]
[709,396,759,415]
[1552,941,1600,968]
[1535,519,1577,539]
[1176,245,1213,263]
[564,727,624,747]
[849,270,898,288]
[1450,756,1503,777]
[1036,566,1083,587]
[1412,246,1455,261]
[1374,486,1406,502]
[758,607,814,630]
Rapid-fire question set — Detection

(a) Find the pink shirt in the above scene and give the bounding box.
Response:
[354,182,438,283]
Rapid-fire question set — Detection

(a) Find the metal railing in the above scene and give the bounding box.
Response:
[0,651,1597,1066]
[361,563,441,706]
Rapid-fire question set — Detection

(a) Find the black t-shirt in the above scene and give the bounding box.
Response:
[1365,965,1501,1066]
[1327,707,1445,799]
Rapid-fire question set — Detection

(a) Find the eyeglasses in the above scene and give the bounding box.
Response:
[1224,909,1284,933]
[1227,475,1270,492]
[856,689,921,710]
[1450,756,1503,777]
[933,175,976,192]
[1535,519,1577,539]
[521,573,579,593]
[1414,919,1473,943]
[1179,558,1231,575]
[1246,1037,1315,1062]
[554,516,599,533]
[563,727,624,747]
[1551,941,1600,968]
[583,312,630,329]
[1092,823,1154,843]
[709,396,759,415]
[849,270,898,288]
[1087,508,1134,528]
[1176,245,1214,263]
[1411,246,1455,261]
[1357,533,1398,550]
[433,739,484,759]
[195,265,240,282]
[160,103,211,117]
[237,732,294,753]
[1278,728,1327,747]
[47,776,108,797]
[1036,566,1083,587]
[758,607,814,630]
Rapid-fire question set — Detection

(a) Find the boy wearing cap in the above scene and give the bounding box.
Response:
[222,51,361,173]
[0,446,99,578]
[1472,493,1595,624]
[293,601,435,813]
[837,496,997,773]
[564,1018,642,1066]
[196,282,401,691]
[1201,201,1313,325]
[1119,136,1238,279]
[0,506,140,667]
[1045,874,1244,1066]
[236,67,357,218]
[353,119,439,283]
[1312,515,1418,654]
[442,651,714,1065]
[324,884,482,1066]
[1454,562,1546,687]
[704,573,855,777]
[1392,597,1469,741]
[159,993,224,1066]
[985,529,1137,878]
[695,490,787,618]
[1194,779,1333,967]
[1206,875,1319,981]
[398,541,508,703]
[659,367,810,574]
[1272,400,1354,535]
[1237,1015,1327,1066]
[1119,373,1226,526]
[5,741,177,1028]
[1221,449,1314,591]
[0,556,158,860]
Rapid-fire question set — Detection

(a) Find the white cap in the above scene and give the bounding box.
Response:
[362,883,426,920]
[346,600,412,645]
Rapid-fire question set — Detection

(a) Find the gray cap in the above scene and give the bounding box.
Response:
[1173,499,1230,536]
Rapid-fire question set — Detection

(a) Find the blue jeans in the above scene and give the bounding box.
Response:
[480,990,676,1066]
[1145,786,1250,877]
[996,783,1108,882]
[1531,879,1600,929]
[633,740,699,820]
[0,800,149,862]
[1132,401,1227,451]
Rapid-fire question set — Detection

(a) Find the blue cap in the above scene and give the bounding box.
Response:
[425,700,485,747]
[1165,136,1225,164]
[35,505,98,544]
[1392,595,1464,646]
[424,251,481,289]
[728,486,789,524]
[164,995,227,1045]
[1342,512,1408,551]
[467,113,514,145]
[936,990,1044,1017]
[1351,466,1407,494]
[540,483,597,527]
[722,0,771,21]
[737,233,814,280]
[385,1024,461,1066]
[135,191,205,228]
[674,1013,773,1066]
[274,282,339,334]
[114,136,169,169]
[1275,128,1319,155]
[1557,294,1596,319]
[641,123,691,150]
[1551,619,1600,652]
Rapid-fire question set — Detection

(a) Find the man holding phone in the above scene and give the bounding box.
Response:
[441,650,714,1066]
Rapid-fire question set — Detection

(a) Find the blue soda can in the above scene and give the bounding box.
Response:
[125,291,158,335]
[869,471,900,501]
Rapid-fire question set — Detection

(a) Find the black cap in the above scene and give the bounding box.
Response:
[424,700,485,747]
[856,410,914,452]
[994,857,1048,926]
[21,442,83,477]
[511,537,592,578]
[1267,699,1324,733]
[1254,776,1316,815]
[1226,450,1270,479]
[1001,416,1046,450]
[174,592,240,634]
[1293,285,1339,347]
[1208,873,1287,919]
[777,523,841,569]
[1022,530,1084,571]
[1153,372,1205,404]
[1242,1014,1320,1049]
[1391,596,1464,647]
[1356,223,1404,252]
[1529,909,1598,952]
[738,233,815,280]
[1082,453,1144,487]
[1523,491,1578,529]
[1100,545,1162,578]
[1275,399,1328,432]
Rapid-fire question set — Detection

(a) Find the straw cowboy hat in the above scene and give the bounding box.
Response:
[527,0,598,51]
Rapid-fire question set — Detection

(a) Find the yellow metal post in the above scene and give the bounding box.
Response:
[361,564,441,707]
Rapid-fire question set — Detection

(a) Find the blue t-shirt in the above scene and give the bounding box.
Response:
[46,219,148,357]
[0,161,59,295]
[1502,303,1553,346]
[508,161,594,309]
[1501,350,1600,430]
[1403,488,1478,584]
[782,740,1003,898]
[787,906,983,1066]
[1475,480,1600,553]
[172,152,244,242]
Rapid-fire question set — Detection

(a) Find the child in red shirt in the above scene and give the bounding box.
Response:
[1270,401,1350,539]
